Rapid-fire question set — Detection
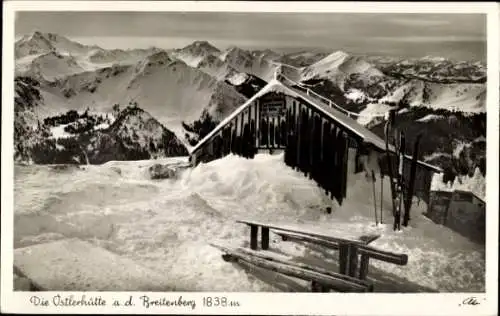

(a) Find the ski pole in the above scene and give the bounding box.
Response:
[380,171,383,224]
[396,131,405,231]
[372,170,378,225]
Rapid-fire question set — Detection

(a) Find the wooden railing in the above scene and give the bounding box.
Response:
[277,73,387,121]
[211,243,372,292]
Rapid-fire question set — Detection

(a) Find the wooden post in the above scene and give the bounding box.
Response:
[225,127,231,156]
[302,109,310,174]
[255,101,260,148]
[260,118,266,148]
[261,227,270,250]
[338,242,349,275]
[380,171,384,224]
[229,122,233,153]
[247,106,253,156]
[254,101,260,148]
[234,117,240,154]
[311,281,321,292]
[266,114,270,151]
[309,111,315,179]
[269,118,275,152]
[250,225,258,250]
[240,112,245,155]
[358,254,370,280]
[296,104,302,169]
[341,133,350,200]
[311,281,329,292]
[330,125,338,200]
[347,244,359,277]
[272,117,278,148]
[276,117,281,148]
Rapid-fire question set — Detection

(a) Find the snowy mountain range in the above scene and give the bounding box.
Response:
[13,31,487,186]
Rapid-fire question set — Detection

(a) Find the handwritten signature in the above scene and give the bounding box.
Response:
[460,296,481,306]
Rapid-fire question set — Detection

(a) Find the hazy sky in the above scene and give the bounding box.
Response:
[15,12,486,61]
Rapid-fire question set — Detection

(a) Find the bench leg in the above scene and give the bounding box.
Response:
[338,243,349,275]
[261,227,270,250]
[311,281,321,292]
[222,254,237,262]
[347,244,358,277]
[359,254,370,280]
[311,281,330,292]
[250,225,258,250]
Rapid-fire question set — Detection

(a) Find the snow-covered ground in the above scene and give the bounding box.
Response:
[14,154,484,292]
[356,103,393,126]
[49,124,73,139]
[416,114,445,123]
[345,89,368,103]
[48,117,113,140]
[226,72,249,85]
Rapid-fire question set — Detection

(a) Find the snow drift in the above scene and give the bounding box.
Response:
[14,154,484,292]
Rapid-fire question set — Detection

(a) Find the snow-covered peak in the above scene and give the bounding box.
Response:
[181,40,220,55]
[26,31,48,42]
[316,50,351,67]
[111,106,165,142]
[145,51,172,64]
[89,47,161,66]
[225,71,249,86]
[197,54,225,68]
[15,31,55,58]
[421,55,448,63]
[134,51,174,74]
[15,31,101,59]
[172,41,221,68]
[301,50,384,89]
[219,46,252,63]
[251,49,281,61]
[16,50,86,80]
[217,46,275,79]
[108,106,187,156]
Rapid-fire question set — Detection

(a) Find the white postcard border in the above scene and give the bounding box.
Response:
[1,2,498,315]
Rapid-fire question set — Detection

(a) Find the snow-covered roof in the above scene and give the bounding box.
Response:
[190,79,442,173]
[454,190,485,203]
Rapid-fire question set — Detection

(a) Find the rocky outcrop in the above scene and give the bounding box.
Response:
[148,164,178,180]
[14,103,188,165]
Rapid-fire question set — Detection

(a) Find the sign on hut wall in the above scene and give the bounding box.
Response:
[261,101,286,118]
[257,92,288,150]
[260,93,286,119]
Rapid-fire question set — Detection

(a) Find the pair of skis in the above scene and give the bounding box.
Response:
[384,110,422,231]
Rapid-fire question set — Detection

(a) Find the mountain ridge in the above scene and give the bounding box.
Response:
[13,32,487,186]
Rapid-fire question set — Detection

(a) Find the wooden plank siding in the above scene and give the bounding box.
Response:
[190,83,439,206]
[191,92,362,205]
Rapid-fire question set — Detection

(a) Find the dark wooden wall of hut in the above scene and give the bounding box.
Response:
[191,92,363,205]
[427,190,485,244]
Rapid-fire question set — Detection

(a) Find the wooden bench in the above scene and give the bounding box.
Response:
[235,219,408,284]
[275,230,408,280]
[211,243,373,292]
